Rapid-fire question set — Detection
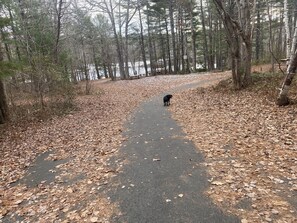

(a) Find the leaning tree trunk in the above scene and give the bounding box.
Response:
[277,49,297,106]
[277,14,297,106]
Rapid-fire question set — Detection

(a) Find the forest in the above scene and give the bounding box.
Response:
[0,0,296,123]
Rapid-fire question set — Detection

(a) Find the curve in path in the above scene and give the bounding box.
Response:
[108,81,239,223]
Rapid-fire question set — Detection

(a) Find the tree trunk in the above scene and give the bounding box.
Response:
[243,42,252,85]
[0,79,9,124]
[153,34,158,72]
[276,4,297,105]
[1,29,18,89]
[70,61,78,84]
[267,1,275,73]
[138,2,148,76]
[103,63,108,78]
[124,0,130,79]
[169,0,178,74]
[289,19,297,65]
[230,42,242,89]
[0,38,9,123]
[8,4,21,62]
[82,41,90,94]
[284,0,291,64]
[147,8,155,75]
[178,7,185,73]
[190,0,196,72]
[239,0,252,86]
[92,47,100,79]
[255,4,261,62]
[105,0,125,79]
[207,3,214,70]
[54,0,63,64]
[277,49,297,106]
[165,17,172,73]
[159,16,167,74]
[108,64,114,80]
[213,0,253,89]
[200,0,209,70]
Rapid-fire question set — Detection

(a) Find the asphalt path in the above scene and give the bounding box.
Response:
[108,81,240,223]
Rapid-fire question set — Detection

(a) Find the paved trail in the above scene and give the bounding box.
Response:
[108,82,239,223]
[4,78,239,223]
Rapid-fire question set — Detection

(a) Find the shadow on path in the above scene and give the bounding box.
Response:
[108,81,239,223]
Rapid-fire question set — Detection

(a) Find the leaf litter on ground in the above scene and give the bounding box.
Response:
[0,73,228,222]
[170,68,297,222]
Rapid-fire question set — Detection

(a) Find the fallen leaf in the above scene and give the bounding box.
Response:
[211,181,225,186]
[90,216,98,222]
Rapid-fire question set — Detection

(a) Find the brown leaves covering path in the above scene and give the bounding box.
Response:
[0,73,228,222]
[170,73,297,223]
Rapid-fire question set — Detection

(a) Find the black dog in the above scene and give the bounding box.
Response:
[163,94,172,106]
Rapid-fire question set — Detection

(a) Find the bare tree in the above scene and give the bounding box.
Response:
[213,0,256,89]
[123,0,138,79]
[87,0,126,79]
[93,14,114,79]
